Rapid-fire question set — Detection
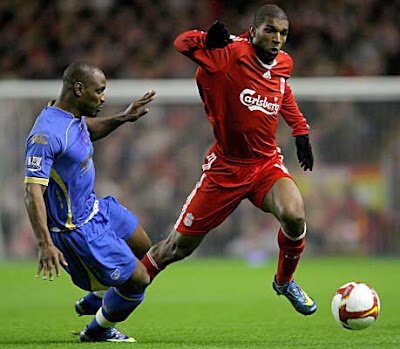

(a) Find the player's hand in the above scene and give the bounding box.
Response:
[122,90,156,122]
[295,134,314,171]
[36,243,68,281]
[205,20,233,49]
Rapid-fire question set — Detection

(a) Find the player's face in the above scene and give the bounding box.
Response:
[250,16,289,63]
[79,70,106,117]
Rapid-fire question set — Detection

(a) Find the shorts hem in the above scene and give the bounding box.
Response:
[175,227,209,236]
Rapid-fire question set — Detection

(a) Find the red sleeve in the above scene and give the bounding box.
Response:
[280,81,310,136]
[174,30,232,72]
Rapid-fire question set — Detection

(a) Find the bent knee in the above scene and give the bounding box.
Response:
[279,211,305,237]
[135,262,151,286]
[120,262,150,294]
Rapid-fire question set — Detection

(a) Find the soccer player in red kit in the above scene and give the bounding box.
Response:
[143,4,316,315]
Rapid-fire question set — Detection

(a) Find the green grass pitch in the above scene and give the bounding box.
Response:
[0,257,399,349]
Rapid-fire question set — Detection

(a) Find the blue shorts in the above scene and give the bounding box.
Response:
[51,196,139,291]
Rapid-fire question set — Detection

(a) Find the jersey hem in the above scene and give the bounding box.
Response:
[213,145,276,166]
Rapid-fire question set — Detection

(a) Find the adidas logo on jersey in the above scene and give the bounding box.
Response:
[239,88,280,115]
[263,70,271,79]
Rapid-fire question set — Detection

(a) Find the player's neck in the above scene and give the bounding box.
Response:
[252,44,275,65]
[53,98,81,120]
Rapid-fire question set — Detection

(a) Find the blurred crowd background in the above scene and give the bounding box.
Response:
[1,0,400,79]
[0,0,399,261]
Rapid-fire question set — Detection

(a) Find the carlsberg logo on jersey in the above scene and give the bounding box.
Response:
[240,89,280,115]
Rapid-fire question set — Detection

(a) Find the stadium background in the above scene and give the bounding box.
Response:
[0,0,399,262]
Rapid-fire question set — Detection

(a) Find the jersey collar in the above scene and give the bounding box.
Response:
[256,56,278,70]
[47,105,78,120]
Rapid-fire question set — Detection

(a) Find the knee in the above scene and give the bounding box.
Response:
[120,263,150,294]
[278,208,305,237]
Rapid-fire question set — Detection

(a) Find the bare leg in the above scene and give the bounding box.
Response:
[262,177,305,237]
[262,177,306,283]
[143,229,205,280]
[126,224,152,260]
[262,177,316,315]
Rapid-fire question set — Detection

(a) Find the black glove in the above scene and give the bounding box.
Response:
[295,135,314,171]
[205,20,232,49]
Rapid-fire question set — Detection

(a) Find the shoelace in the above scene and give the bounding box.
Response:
[107,328,127,339]
[287,281,305,300]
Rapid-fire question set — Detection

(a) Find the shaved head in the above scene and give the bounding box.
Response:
[57,61,106,118]
[254,4,287,27]
[62,61,103,90]
[249,4,289,64]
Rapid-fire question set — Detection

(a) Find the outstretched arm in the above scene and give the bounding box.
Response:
[24,183,68,281]
[174,21,234,72]
[86,90,156,141]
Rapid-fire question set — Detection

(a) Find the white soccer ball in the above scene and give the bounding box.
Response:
[331,282,380,330]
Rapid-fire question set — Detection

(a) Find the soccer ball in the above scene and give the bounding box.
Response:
[331,282,380,330]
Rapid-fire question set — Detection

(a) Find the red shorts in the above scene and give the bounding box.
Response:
[174,148,293,235]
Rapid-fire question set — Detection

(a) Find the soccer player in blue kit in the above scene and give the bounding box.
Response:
[24,62,156,342]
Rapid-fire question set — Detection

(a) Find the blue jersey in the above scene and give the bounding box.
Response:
[25,106,98,232]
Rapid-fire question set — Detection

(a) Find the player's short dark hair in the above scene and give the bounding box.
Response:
[62,61,102,89]
[253,4,287,27]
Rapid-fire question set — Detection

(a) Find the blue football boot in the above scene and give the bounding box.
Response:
[273,275,317,315]
[79,326,138,343]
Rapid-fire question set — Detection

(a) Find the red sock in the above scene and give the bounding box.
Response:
[276,227,306,285]
[142,252,164,282]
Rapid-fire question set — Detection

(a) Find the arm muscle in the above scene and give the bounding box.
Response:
[24,183,53,247]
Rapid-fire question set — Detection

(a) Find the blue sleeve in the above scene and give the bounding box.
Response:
[24,131,63,186]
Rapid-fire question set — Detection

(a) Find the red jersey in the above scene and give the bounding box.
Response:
[174,30,309,163]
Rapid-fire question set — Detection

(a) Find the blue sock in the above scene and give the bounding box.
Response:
[86,317,106,335]
[82,292,103,313]
[86,288,145,333]
[102,287,145,322]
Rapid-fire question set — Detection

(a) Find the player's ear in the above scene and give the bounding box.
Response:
[249,25,255,40]
[74,82,84,97]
